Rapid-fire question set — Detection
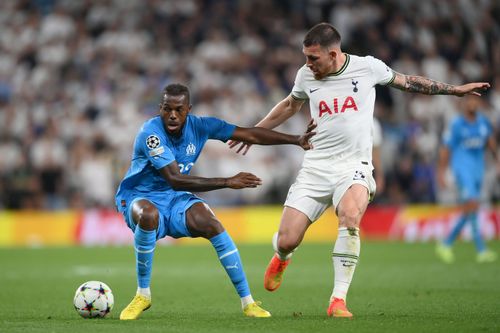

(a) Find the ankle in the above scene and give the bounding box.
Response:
[137,287,151,299]
[241,295,254,309]
[276,251,292,261]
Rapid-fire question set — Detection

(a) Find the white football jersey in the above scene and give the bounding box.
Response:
[291,54,394,163]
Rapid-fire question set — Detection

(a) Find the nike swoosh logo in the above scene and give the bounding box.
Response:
[310,88,320,93]
[342,263,355,267]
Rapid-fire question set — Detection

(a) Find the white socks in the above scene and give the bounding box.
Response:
[137,287,151,300]
[241,295,255,309]
[331,227,360,301]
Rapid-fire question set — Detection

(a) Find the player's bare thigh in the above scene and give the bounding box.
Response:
[336,184,370,229]
[276,206,312,253]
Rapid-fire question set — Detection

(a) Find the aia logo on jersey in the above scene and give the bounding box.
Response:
[186,143,196,156]
[318,96,358,117]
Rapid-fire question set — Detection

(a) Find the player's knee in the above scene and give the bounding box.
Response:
[338,206,362,228]
[464,200,479,212]
[194,218,225,239]
[136,205,159,231]
[277,234,300,253]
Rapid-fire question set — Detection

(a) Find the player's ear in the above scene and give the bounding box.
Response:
[328,49,337,60]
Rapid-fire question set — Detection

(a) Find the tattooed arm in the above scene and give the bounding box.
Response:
[389,72,490,97]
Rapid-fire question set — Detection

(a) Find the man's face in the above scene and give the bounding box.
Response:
[303,44,335,80]
[463,95,479,116]
[160,94,191,136]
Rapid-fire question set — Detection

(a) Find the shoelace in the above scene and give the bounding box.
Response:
[247,301,263,309]
[128,296,147,311]
[275,258,289,272]
[332,299,346,308]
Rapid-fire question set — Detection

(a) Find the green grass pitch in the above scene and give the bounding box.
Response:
[1,241,499,333]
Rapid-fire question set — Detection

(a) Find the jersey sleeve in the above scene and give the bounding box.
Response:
[291,66,308,100]
[136,128,175,169]
[367,56,395,86]
[200,116,236,142]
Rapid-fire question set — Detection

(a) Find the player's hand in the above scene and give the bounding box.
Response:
[226,172,262,189]
[228,140,253,155]
[298,119,317,150]
[455,82,490,97]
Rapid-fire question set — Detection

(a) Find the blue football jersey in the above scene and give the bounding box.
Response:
[443,113,492,176]
[115,115,236,206]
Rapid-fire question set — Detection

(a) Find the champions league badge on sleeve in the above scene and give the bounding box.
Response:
[146,135,161,149]
[146,135,165,156]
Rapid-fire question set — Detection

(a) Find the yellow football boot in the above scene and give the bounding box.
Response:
[436,243,454,264]
[120,294,151,320]
[243,302,271,318]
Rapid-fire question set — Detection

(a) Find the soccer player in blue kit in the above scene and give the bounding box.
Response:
[116,83,316,320]
[436,95,499,263]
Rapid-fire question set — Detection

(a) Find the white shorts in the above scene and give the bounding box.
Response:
[284,160,376,222]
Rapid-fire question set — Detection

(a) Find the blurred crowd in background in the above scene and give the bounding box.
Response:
[0,0,499,210]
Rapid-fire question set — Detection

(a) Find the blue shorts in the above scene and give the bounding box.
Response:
[117,192,204,239]
[454,171,482,202]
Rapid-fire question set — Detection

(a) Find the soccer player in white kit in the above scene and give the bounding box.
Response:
[230,23,490,318]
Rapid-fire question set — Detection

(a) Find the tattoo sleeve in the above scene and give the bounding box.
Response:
[390,73,457,95]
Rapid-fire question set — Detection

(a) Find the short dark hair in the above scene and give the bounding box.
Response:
[303,23,341,48]
[163,83,190,103]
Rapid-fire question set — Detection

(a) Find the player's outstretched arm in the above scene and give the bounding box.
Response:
[159,161,262,192]
[230,118,316,150]
[228,95,305,155]
[389,72,490,96]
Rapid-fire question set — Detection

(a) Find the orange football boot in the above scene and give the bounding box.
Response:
[327,298,353,318]
[264,254,290,291]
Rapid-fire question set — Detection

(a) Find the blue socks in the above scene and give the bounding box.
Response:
[134,226,156,289]
[444,212,486,252]
[444,214,468,246]
[210,231,250,298]
[469,212,486,252]
[133,226,251,299]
